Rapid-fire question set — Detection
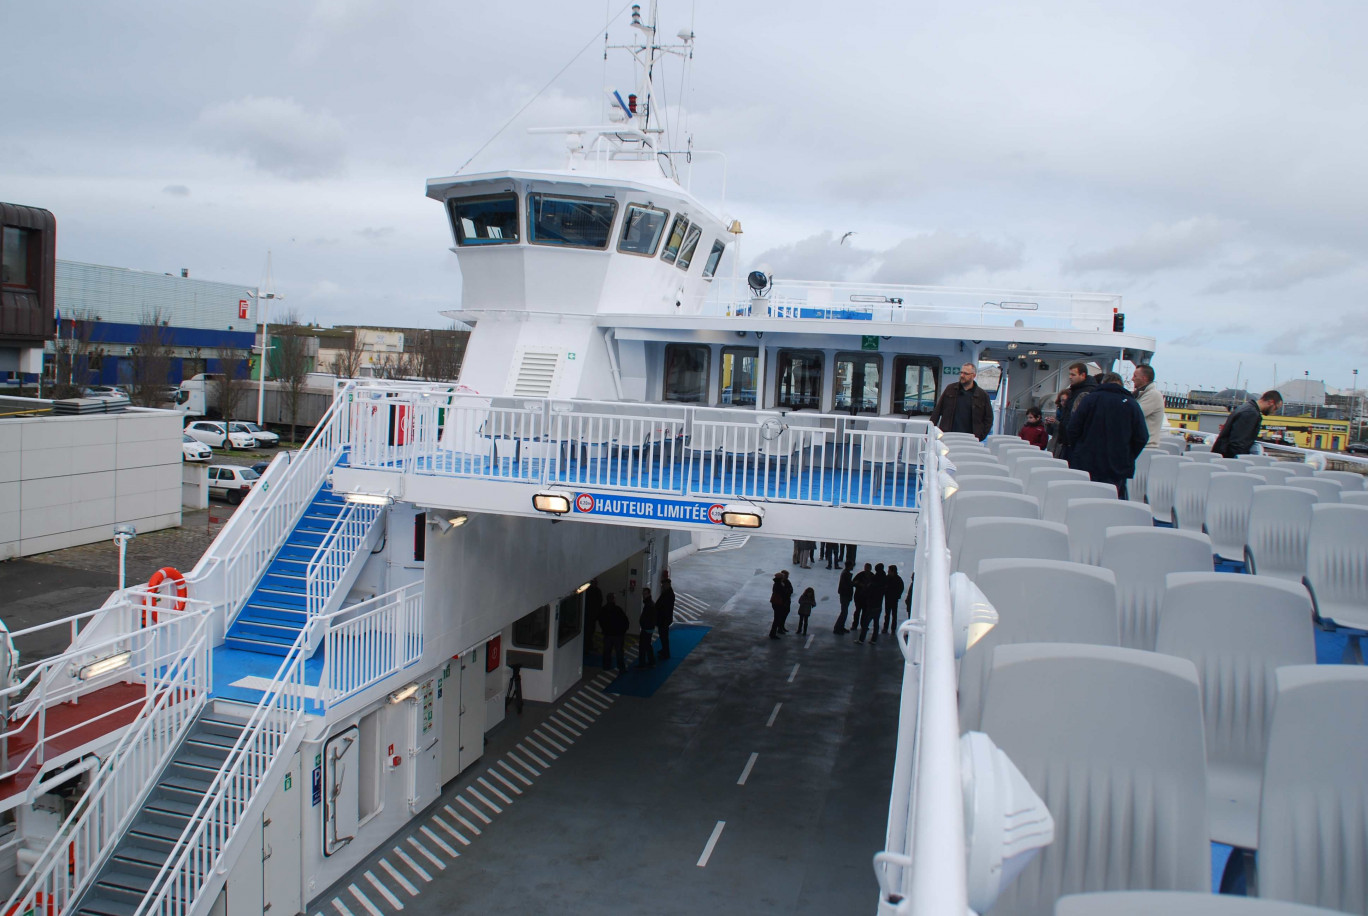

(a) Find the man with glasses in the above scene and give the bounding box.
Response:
[1212,390,1284,458]
[930,363,993,441]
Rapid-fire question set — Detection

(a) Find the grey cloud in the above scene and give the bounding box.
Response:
[1263,328,1308,355]
[753,232,874,282]
[873,231,1023,285]
[1063,217,1238,275]
[162,184,190,197]
[1203,249,1356,294]
[356,227,395,241]
[195,96,345,181]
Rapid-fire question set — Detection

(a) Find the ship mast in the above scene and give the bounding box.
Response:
[605,2,694,180]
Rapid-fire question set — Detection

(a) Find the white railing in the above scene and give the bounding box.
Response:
[319,583,424,708]
[3,611,212,916]
[305,501,383,619]
[875,440,969,914]
[703,277,1121,334]
[339,381,934,510]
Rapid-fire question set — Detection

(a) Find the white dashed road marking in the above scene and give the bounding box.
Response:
[766,702,782,727]
[737,752,758,786]
[697,821,726,867]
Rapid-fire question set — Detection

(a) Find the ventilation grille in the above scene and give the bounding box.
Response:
[511,350,561,397]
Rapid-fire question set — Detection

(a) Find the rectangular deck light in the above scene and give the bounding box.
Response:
[532,490,573,515]
[389,683,419,704]
[78,650,132,680]
[344,492,394,507]
[721,503,764,529]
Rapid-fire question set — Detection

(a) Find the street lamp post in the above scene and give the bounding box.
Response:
[246,290,282,426]
[113,524,136,591]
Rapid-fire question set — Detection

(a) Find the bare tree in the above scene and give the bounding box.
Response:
[50,311,102,398]
[414,327,468,382]
[213,349,251,420]
[329,329,365,379]
[274,313,312,444]
[372,350,417,380]
[129,311,175,407]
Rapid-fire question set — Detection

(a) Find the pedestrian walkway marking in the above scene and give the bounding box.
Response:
[766,702,782,727]
[457,794,494,824]
[490,767,523,795]
[468,786,503,815]
[542,721,576,745]
[348,884,384,916]
[516,741,551,768]
[379,859,419,896]
[737,752,758,786]
[478,775,514,805]
[499,759,534,786]
[364,872,402,910]
[787,663,800,683]
[331,896,355,916]
[392,846,431,883]
[574,693,608,713]
[525,734,560,760]
[406,836,446,870]
[508,748,542,775]
[445,804,482,835]
[550,712,585,735]
[432,814,470,846]
[559,706,593,729]
[697,821,726,867]
[533,728,568,753]
[804,634,814,649]
[419,824,459,858]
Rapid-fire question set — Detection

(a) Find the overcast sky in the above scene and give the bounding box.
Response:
[3,0,1365,394]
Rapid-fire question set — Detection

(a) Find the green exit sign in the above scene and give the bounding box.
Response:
[861,336,879,351]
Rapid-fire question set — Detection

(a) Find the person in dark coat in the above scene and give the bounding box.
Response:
[1067,373,1149,498]
[637,588,657,668]
[852,563,876,643]
[822,542,843,569]
[1056,363,1099,461]
[929,363,993,440]
[1211,391,1284,458]
[882,564,905,634]
[834,561,855,633]
[582,578,604,655]
[768,570,793,639]
[869,564,888,643]
[600,594,629,672]
[655,573,676,660]
[845,543,858,567]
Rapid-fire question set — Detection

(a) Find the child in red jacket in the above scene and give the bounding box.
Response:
[1019,406,1049,449]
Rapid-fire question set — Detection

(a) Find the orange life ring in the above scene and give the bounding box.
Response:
[7,891,53,916]
[142,566,188,625]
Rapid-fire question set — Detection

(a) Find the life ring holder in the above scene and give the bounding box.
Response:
[142,566,188,625]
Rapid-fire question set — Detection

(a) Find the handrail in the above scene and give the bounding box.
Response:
[2,612,212,916]
[318,582,424,708]
[305,500,383,620]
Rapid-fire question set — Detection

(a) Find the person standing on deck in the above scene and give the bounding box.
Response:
[930,363,993,441]
[1056,363,1099,461]
[601,594,628,672]
[655,572,676,660]
[1067,372,1149,498]
[583,578,604,656]
[882,564,905,634]
[1018,407,1049,449]
[796,587,816,635]
[1211,390,1284,458]
[869,564,888,643]
[1131,365,1165,447]
[768,570,793,639]
[852,563,876,644]
[637,588,658,668]
[834,561,855,634]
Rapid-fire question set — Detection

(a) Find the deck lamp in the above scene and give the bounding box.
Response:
[532,490,574,515]
[938,471,960,499]
[720,503,764,529]
[949,572,998,658]
[575,582,592,594]
[388,683,419,704]
[344,492,394,507]
[429,513,469,533]
[78,650,132,681]
[961,730,1055,912]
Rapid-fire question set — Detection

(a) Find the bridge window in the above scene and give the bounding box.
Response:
[664,344,710,403]
[513,605,550,651]
[892,356,942,415]
[661,216,689,264]
[618,204,669,255]
[702,240,726,279]
[834,352,882,414]
[720,347,758,406]
[557,595,582,647]
[449,193,519,245]
[675,224,703,271]
[528,193,618,249]
[776,349,823,411]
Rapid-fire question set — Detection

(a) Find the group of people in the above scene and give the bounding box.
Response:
[791,541,860,570]
[768,559,908,644]
[583,573,677,674]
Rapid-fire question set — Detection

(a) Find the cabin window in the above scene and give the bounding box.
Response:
[663,344,710,403]
[892,356,942,415]
[702,240,726,278]
[618,204,669,256]
[527,193,618,249]
[512,605,550,651]
[720,347,758,406]
[834,352,882,414]
[776,349,823,411]
[1,227,38,288]
[675,224,704,271]
[449,193,519,246]
[661,216,689,263]
[557,595,582,647]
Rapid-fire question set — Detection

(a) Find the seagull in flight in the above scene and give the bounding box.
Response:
[839,231,856,245]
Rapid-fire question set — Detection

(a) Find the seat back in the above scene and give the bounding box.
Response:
[959,559,1118,732]
[1042,480,1119,523]
[1008,454,1060,479]
[1100,527,1214,650]
[945,492,1040,556]
[1226,457,1258,472]
[1316,470,1366,491]
[946,444,991,460]
[1129,448,1155,506]
[1173,463,1221,530]
[1064,498,1154,565]
[1258,666,1368,913]
[1024,466,1090,506]
[1155,572,1316,849]
[1204,472,1262,561]
[1303,503,1368,630]
[954,517,1070,575]
[1185,451,1222,463]
[1146,455,1191,523]
[1280,462,1314,477]
[981,644,1209,916]
[953,474,1026,495]
[1241,454,1276,467]
[1287,477,1343,503]
[941,431,982,444]
[1340,491,1368,507]
[1244,486,1317,582]
[1155,438,1186,455]
[950,459,1011,478]
[1248,465,1296,486]
[991,440,1040,459]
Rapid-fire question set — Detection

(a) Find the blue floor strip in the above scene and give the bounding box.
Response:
[603,625,710,698]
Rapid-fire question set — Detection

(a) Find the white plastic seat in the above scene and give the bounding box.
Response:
[959,559,1118,732]
[1316,470,1366,491]
[1303,503,1368,632]
[1340,491,1368,507]
[945,492,1040,556]
[1286,477,1343,503]
[1240,454,1276,467]
[1203,472,1262,561]
[1258,666,1368,913]
[954,517,1070,576]
[1007,453,1060,480]
[1154,573,1316,849]
[1023,466,1090,506]
[1064,498,1155,565]
[1279,462,1314,477]
[1244,486,1317,583]
[1185,451,1222,463]
[991,438,1038,456]
[1155,438,1186,455]
[1128,448,1154,506]
[949,459,1010,478]
[946,443,991,458]
[1100,527,1214,650]
[1247,465,1296,486]
[1173,462,1221,530]
[1146,454,1191,523]
[1056,891,1345,914]
[980,644,1210,915]
[953,474,1026,494]
[941,431,982,443]
[1226,456,1258,472]
[1042,479,1119,523]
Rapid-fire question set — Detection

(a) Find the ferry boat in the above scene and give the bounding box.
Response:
[3,4,1366,915]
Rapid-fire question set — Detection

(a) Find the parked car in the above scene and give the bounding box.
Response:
[229,421,280,448]
[250,461,272,477]
[1347,441,1368,456]
[185,420,257,450]
[181,434,212,462]
[207,465,260,504]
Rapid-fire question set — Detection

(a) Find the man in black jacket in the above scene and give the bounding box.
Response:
[834,562,855,634]
[930,363,993,440]
[1212,391,1283,458]
[852,563,876,644]
[655,573,676,659]
[1067,372,1149,498]
[882,565,905,634]
[1056,362,1099,462]
[600,594,629,672]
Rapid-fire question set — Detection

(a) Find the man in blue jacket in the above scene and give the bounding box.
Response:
[1067,372,1149,498]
